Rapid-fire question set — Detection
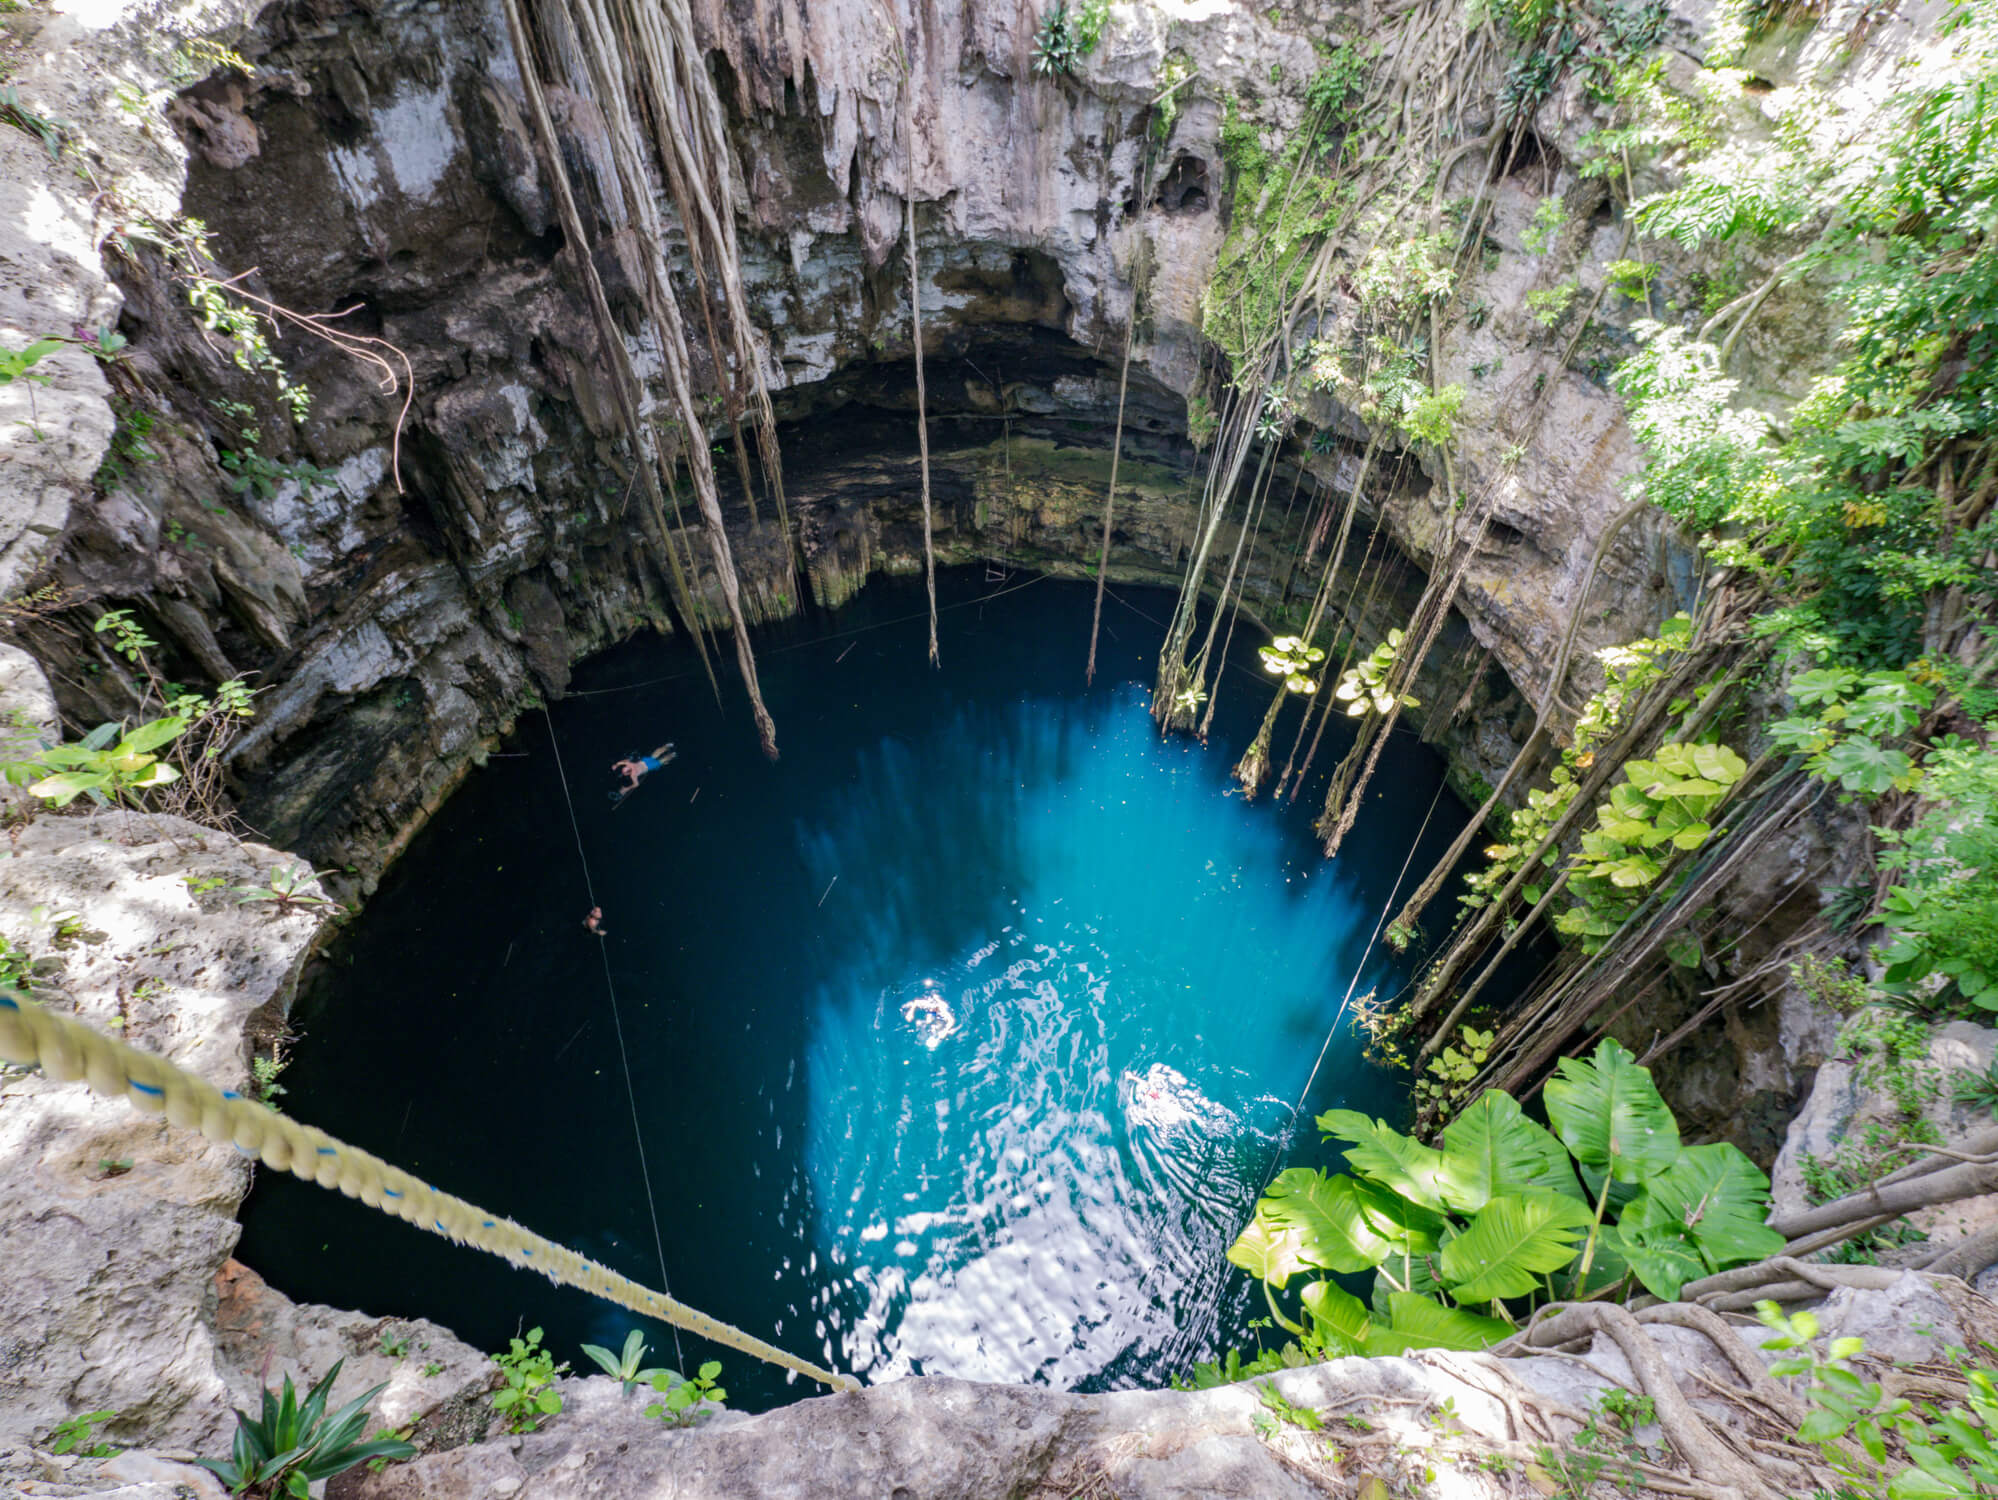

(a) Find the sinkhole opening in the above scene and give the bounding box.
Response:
[237,566,1523,1407]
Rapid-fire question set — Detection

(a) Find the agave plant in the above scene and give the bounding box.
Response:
[197,1359,414,1498]
[1031,2,1078,77]
[1225,1040,1784,1362]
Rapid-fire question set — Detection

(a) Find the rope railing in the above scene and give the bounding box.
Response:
[0,989,859,1393]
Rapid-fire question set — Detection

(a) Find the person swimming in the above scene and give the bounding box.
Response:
[610,743,676,800]
[900,992,959,1044]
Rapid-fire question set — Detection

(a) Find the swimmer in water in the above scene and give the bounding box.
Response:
[612,743,676,792]
[900,992,958,1039]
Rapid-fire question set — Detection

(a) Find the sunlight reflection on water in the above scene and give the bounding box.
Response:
[793,688,1393,1386]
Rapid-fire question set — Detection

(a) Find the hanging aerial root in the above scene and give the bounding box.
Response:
[0,990,858,1393]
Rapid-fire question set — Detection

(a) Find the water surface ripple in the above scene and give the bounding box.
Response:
[238,571,1458,1407]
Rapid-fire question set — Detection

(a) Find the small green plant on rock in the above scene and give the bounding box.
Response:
[580,1329,665,1398]
[491,1327,566,1434]
[197,1359,414,1498]
[234,865,335,913]
[644,1362,727,1427]
[50,1409,121,1458]
[1031,1,1108,79]
[1526,281,1580,327]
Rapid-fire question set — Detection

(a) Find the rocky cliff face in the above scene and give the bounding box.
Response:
[0,0,1715,889]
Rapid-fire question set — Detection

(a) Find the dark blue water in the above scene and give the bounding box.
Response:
[238,568,1479,1406]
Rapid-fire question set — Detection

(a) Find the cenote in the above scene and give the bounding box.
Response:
[238,567,1505,1408]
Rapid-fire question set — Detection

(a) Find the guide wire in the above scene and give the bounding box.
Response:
[540,711,688,1373]
[1252,771,1452,1205]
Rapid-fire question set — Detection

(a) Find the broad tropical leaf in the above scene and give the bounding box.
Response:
[1543,1039,1681,1184]
[1438,1191,1593,1303]
[1351,1176,1448,1253]
[1628,1142,1785,1270]
[1437,1091,1584,1213]
[1607,1218,1706,1301]
[1316,1109,1450,1211]
[1226,1200,1310,1288]
[1301,1279,1371,1356]
[1263,1169,1395,1274]
[1364,1292,1510,1355]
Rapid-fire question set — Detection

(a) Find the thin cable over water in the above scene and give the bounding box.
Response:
[541,712,687,1373]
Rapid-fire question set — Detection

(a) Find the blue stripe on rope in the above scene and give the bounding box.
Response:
[318,1147,337,1155]
[128,1079,163,1096]
[0,994,17,1008]
[384,1188,402,1198]
[223,1090,240,1099]
[482,1220,494,1228]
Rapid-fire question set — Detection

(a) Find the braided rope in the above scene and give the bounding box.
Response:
[0,990,858,1392]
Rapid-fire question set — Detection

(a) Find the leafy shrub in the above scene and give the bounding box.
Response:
[491,1327,566,1434]
[645,1362,727,1426]
[1222,1040,1783,1366]
[1335,630,1418,717]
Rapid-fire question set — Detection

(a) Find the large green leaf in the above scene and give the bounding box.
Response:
[1364,1292,1511,1355]
[1438,1191,1593,1303]
[1316,1109,1450,1211]
[1226,1200,1310,1288]
[1263,1169,1395,1274]
[1627,1142,1786,1270]
[1351,1176,1448,1253]
[28,769,108,805]
[1606,1218,1706,1301]
[1301,1279,1371,1356]
[119,714,189,756]
[1543,1039,1681,1184]
[1437,1091,1584,1213]
[1369,1246,1444,1322]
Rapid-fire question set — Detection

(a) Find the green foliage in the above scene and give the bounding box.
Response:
[645,1362,727,1426]
[0,85,64,155]
[1031,1,1106,79]
[197,1359,414,1497]
[1525,281,1581,327]
[1223,1041,1782,1352]
[1304,45,1368,126]
[1954,1055,1998,1118]
[1604,259,1657,303]
[579,1330,665,1398]
[1873,741,1998,1014]
[1258,634,1326,696]
[50,1410,120,1458]
[1335,630,1419,718]
[96,399,162,492]
[1550,740,1748,952]
[252,1054,288,1104]
[234,865,336,913]
[222,446,337,503]
[1521,196,1567,255]
[1461,613,1695,913]
[491,1327,566,1434]
[6,716,188,809]
[1532,1389,1659,1496]
[1152,52,1194,141]
[115,218,312,424]
[1414,1025,1493,1112]
[1184,392,1218,449]
[1760,1304,1998,1497]
[1401,383,1466,448]
[0,337,63,385]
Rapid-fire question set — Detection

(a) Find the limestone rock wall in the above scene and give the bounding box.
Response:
[0,0,1701,886]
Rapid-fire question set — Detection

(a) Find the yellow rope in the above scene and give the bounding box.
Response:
[0,989,859,1393]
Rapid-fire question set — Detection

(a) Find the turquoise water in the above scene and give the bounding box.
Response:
[239,570,1469,1406]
